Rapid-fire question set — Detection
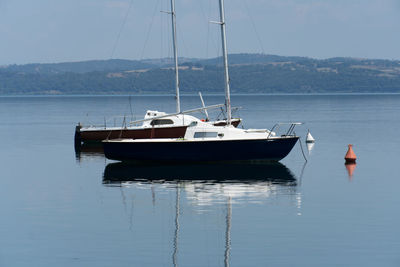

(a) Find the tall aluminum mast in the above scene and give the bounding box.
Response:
[218,0,232,125]
[170,0,181,113]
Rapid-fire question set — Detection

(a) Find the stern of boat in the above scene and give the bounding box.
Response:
[74,123,82,148]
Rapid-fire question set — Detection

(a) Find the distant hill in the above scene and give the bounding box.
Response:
[1,53,400,94]
[2,59,155,74]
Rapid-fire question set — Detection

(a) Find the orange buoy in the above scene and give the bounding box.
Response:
[345,144,357,163]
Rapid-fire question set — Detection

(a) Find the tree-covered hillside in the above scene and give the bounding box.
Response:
[1,54,400,94]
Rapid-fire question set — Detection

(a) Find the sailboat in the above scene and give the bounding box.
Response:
[74,0,240,147]
[102,0,301,162]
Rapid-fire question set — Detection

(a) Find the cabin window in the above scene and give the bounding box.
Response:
[188,121,198,127]
[194,132,218,138]
[150,119,174,126]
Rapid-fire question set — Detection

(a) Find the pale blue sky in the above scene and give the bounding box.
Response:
[0,0,399,65]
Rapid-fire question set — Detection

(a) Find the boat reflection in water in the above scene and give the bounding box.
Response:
[103,161,297,184]
[75,143,104,162]
[103,161,299,207]
[102,161,300,267]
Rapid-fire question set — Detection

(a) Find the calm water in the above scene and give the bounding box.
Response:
[0,94,399,266]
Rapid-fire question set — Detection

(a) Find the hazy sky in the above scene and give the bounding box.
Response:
[0,0,399,65]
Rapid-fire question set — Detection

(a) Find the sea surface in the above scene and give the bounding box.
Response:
[0,94,399,266]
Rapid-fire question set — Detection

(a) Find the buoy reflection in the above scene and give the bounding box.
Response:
[345,162,356,180]
[306,142,315,155]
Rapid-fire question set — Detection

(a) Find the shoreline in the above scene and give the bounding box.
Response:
[1,92,400,97]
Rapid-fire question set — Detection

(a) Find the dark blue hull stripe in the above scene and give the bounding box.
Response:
[103,137,299,162]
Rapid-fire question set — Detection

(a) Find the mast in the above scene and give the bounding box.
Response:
[218,0,232,125]
[170,0,181,113]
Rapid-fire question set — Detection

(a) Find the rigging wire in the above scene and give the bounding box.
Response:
[165,1,172,62]
[127,0,161,99]
[176,18,188,64]
[160,0,164,60]
[197,0,219,59]
[159,0,172,61]
[242,0,266,55]
[210,0,222,59]
[167,14,172,61]
[110,0,135,59]
[128,95,134,121]
[140,0,162,60]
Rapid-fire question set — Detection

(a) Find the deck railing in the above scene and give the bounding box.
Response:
[267,122,303,139]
